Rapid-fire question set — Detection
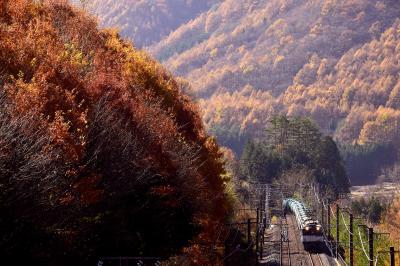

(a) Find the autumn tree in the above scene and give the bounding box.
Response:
[240,115,349,195]
[0,1,231,264]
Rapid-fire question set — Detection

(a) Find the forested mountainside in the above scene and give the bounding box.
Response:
[72,0,221,48]
[201,18,400,184]
[151,0,400,97]
[151,0,400,184]
[74,0,400,184]
[201,19,400,147]
[0,1,230,264]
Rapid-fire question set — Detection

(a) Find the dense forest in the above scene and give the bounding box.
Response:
[79,0,400,184]
[3,1,400,264]
[239,116,349,195]
[0,1,232,264]
[179,0,400,150]
[54,2,400,264]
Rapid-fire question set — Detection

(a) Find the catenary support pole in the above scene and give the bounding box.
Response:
[336,205,340,259]
[349,213,354,266]
[256,208,259,257]
[248,218,251,246]
[390,247,395,266]
[321,201,324,229]
[327,204,331,237]
[369,227,374,266]
[280,233,283,265]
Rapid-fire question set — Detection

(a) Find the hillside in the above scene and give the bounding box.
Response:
[151,0,400,97]
[200,18,400,184]
[73,0,400,184]
[72,0,221,48]
[149,0,400,143]
[201,19,400,147]
[0,1,230,264]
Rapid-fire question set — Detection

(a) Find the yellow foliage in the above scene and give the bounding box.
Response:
[274,55,285,67]
[210,47,218,58]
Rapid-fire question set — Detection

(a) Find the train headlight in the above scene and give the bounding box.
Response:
[305,226,310,231]
[316,225,321,231]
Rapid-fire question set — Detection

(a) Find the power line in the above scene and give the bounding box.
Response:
[330,205,337,219]
[357,226,373,262]
[222,235,255,261]
[374,252,381,266]
[340,210,354,235]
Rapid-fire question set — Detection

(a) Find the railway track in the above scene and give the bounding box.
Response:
[280,215,291,265]
[286,214,309,265]
[260,187,336,266]
[286,214,328,266]
[308,253,324,266]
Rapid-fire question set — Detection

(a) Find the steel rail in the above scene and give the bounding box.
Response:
[317,253,324,266]
[308,253,317,266]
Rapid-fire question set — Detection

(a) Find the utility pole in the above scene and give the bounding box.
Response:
[336,205,340,259]
[260,233,263,260]
[280,218,283,266]
[349,213,354,266]
[321,201,324,229]
[368,227,374,266]
[224,238,229,265]
[256,208,259,257]
[248,218,252,247]
[327,204,331,237]
[390,247,395,266]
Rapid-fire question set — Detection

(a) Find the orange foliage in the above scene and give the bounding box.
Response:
[0,0,231,263]
[380,195,400,244]
[143,0,400,153]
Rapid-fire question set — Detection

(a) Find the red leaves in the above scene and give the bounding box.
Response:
[73,174,103,205]
[59,192,74,205]
[59,174,104,206]
[151,185,180,208]
[1,1,231,262]
[151,185,175,196]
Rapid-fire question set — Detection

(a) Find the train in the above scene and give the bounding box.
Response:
[283,198,324,250]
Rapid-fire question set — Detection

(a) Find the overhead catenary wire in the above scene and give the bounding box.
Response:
[357,226,373,262]
[302,182,396,266]
[338,253,349,266]
[374,252,381,266]
[222,239,254,261]
[326,202,394,266]
[312,184,321,204]
[340,211,354,235]
[321,199,328,210]
[321,202,349,266]
[321,229,336,258]
[217,222,234,244]
[330,205,337,219]
[323,223,349,266]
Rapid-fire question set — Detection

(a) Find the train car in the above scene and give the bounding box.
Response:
[283,198,324,250]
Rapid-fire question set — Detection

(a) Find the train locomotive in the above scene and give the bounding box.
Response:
[283,198,324,250]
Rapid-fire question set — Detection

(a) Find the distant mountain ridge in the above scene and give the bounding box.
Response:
[71,0,221,48]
